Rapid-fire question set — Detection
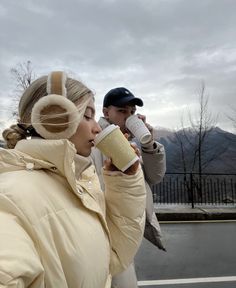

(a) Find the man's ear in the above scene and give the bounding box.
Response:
[103,107,109,119]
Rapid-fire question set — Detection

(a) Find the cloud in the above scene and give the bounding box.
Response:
[0,0,236,132]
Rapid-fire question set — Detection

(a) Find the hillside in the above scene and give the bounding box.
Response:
[154,126,236,174]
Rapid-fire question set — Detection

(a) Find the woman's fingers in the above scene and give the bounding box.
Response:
[130,142,141,157]
[123,159,139,175]
[104,158,117,171]
[103,141,141,174]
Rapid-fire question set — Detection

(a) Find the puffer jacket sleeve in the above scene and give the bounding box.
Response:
[103,166,146,276]
[141,140,166,185]
[0,195,44,288]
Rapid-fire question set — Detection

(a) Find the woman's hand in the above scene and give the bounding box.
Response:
[123,142,140,175]
[103,135,141,175]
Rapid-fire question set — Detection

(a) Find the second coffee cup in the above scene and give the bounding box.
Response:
[125,114,152,144]
[94,124,139,172]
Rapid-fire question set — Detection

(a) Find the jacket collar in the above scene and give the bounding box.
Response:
[0,139,91,190]
[0,139,108,228]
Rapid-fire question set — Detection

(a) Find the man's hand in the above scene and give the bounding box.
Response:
[137,113,154,137]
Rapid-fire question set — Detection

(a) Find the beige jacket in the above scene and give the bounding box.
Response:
[0,139,146,288]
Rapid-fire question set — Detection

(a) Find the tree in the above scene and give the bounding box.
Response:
[10,60,36,117]
[170,82,227,198]
[10,60,35,91]
[173,83,218,171]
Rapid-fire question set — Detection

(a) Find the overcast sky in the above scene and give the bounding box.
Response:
[0,0,236,133]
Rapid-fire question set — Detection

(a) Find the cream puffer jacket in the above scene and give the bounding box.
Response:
[0,139,146,288]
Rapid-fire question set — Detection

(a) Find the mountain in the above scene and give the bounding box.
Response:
[154,126,236,174]
[153,126,174,140]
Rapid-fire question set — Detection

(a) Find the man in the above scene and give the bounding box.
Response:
[91,87,166,288]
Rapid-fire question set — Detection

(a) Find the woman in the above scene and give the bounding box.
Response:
[0,71,146,288]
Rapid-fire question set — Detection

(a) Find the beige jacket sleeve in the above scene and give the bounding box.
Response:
[103,166,146,276]
[0,195,44,288]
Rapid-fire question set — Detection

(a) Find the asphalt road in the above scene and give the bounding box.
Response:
[135,221,236,288]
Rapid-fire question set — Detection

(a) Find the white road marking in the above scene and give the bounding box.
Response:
[160,220,236,224]
[138,276,236,286]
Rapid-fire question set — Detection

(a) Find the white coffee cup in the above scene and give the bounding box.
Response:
[125,114,152,144]
[94,124,139,172]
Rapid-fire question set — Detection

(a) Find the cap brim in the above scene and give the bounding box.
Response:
[114,96,143,107]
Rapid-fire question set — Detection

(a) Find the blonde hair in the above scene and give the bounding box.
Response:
[2,74,93,148]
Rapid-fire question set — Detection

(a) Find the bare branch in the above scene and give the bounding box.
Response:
[10,60,36,118]
[10,60,35,92]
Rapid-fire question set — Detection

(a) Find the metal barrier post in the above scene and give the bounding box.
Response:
[190,172,194,208]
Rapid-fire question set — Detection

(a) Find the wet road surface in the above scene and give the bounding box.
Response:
[135,221,236,288]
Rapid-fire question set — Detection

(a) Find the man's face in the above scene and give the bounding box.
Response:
[103,105,136,133]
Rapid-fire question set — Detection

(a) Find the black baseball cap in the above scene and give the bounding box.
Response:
[103,87,143,107]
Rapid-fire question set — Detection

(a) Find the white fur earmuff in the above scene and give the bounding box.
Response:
[31,71,79,139]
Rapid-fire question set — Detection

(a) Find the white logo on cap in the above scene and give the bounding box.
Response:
[125,90,129,94]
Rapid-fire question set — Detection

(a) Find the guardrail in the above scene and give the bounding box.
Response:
[152,173,236,208]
